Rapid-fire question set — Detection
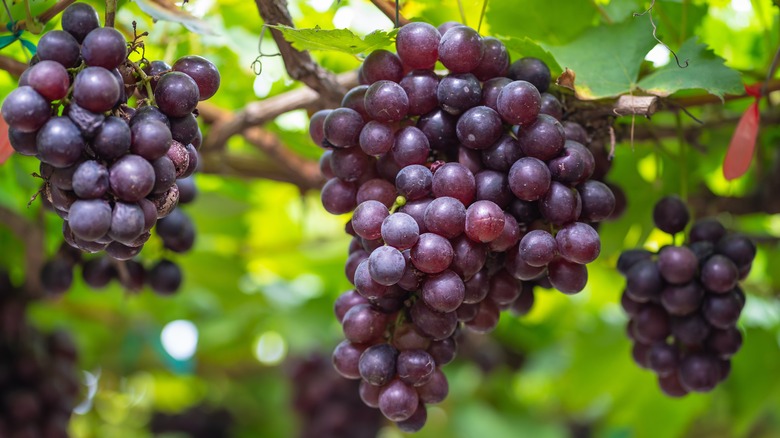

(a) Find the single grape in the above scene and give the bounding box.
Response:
[556,222,600,264]
[678,353,720,392]
[539,181,581,226]
[68,199,112,241]
[648,342,679,377]
[465,200,505,243]
[422,269,465,313]
[93,116,131,160]
[1,86,51,132]
[378,379,419,422]
[653,196,690,234]
[81,27,127,70]
[410,233,454,274]
[456,106,504,150]
[450,235,488,280]
[482,135,523,173]
[332,340,367,379]
[689,219,727,244]
[417,108,459,150]
[400,70,440,116]
[36,117,85,168]
[396,22,440,69]
[26,61,70,101]
[352,200,390,240]
[172,55,221,100]
[547,258,588,294]
[508,157,551,201]
[424,197,466,239]
[539,93,563,120]
[700,254,739,293]
[72,160,109,199]
[109,155,156,202]
[409,300,457,340]
[519,230,558,267]
[324,107,364,148]
[61,3,100,42]
[660,281,704,316]
[155,72,200,117]
[364,80,409,123]
[359,343,398,386]
[472,37,510,80]
[357,178,396,208]
[37,30,80,68]
[131,119,173,160]
[82,257,116,289]
[361,49,404,84]
[431,163,476,206]
[73,67,122,113]
[516,114,565,160]
[395,165,433,201]
[391,126,430,167]
[330,147,372,182]
[671,313,711,346]
[436,73,482,115]
[156,208,196,253]
[368,246,406,286]
[507,57,551,93]
[577,180,615,222]
[496,80,542,126]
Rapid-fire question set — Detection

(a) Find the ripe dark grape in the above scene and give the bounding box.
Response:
[381,213,420,250]
[8,127,38,155]
[392,126,430,167]
[352,201,390,240]
[359,121,394,156]
[400,70,440,116]
[396,23,440,70]
[678,354,720,392]
[73,67,122,113]
[172,55,221,100]
[93,116,131,160]
[508,57,552,93]
[715,235,756,270]
[379,379,419,422]
[472,37,510,80]
[653,196,690,234]
[148,260,183,295]
[324,108,364,148]
[577,180,616,222]
[482,135,522,172]
[432,163,476,206]
[37,30,80,68]
[68,199,112,241]
[61,3,101,42]
[361,50,403,84]
[660,282,704,316]
[508,157,551,201]
[417,108,458,150]
[547,258,587,294]
[410,233,454,274]
[81,27,127,70]
[422,270,465,312]
[26,61,70,101]
[1,86,51,132]
[438,26,483,73]
[539,181,581,226]
[359,344,398,386]
[555,222,600,264]
[72,160,109,199]
[109,155,156,202]
[37,117,84,168]
[436,73,482,115]
[155,72,200,117]
[496,80,542,126]
[539,93,563,120]
[516,114,565,161]
[333,340,366,379]
[365,80,409,123]
[702,292,742,329]
[396,165,432,201]
[464,200,505,243]
[357,179,396,208]
[424,197,466,239]
[368,246,405,286]
[700,255,739,293]
[456,106,503,150]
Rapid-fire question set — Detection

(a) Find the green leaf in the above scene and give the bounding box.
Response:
[485,0,598,45]
[497,36,562,75]
[541,17,656,99]
[266,25,397,56]
[637,37,743,100]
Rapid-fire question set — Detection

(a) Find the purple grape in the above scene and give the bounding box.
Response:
[481,135,523,173]
[496,80,542,126]
[61,3,100,42]
[519,230,557,267]
[417,108,459,150]
[332,340,367,379]
[81,27,127,70]
[707,326,742,359]
[1,86,51,132]
[131,119,172,160]
[358,178,396,208]
[539,93,563,120]
[359,121,394,156]
[364,80,409,122]
[424,196,466,239]
[359,343,398,386]
[438,26,483,73]
[381,213,420,250]
[660,282,704,316]
[26,61,70,101]
[93,116,131,160]
[577,180,615,222]
[539,181,581,226]
[648,343,678,377]
[700,254,739,293]
[330,147,372,182]
[671,313,710,346]
[361,50,403,84]
[481,77,512,111]
[72,160,109,199]
[547,258,588,294]
[702,291,742,329]
[409,300,457,340]
[509,157,551,201]
[109,154,156,202]
[465,200,505,243]
[450,235,488,280]
[321,178,357,215]
[422,270,465,312]
[354,259,387,299]
[410,233,453,274]
[368,246,406,286]
[653,196,690,235]
[36,117,84,168]
[689,219,727,244]
[352,200,390,240]
[456,106,504,150]
[155,72,200,117]
[37,30,80,68]
[472,37,510,80]
[379,379,419,422]
[400,70,440,116]
[391,126,430,167]
[436,73,482,115]
[73,67,122,113]
[678,354,720,392]
[395,164,432,201]
[172,55,221,100]
[508,57,551,93]
[516,114,565,160]
[396,22,441,69]
[68,199,112,242]
[8,127,38,155]
[342,303,388,344]
[475,170,512,208]
[555,222,600,264]
[432,163,476,206]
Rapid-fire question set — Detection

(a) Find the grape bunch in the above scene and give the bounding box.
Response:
[312,21,617,430]
[1,2,218,263]
[618,196,755,396]
[0,271,81,437]
[40,178,197,296]
[289,354,384,438]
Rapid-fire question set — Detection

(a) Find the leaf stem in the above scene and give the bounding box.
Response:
[456,0,467,27]
[130,60,155,104]
[477,0,488,33]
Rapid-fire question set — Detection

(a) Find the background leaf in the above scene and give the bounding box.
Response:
[541,17,656,99]
[637,37,744,98]
[498,36,562,74]
[267,25,397,56]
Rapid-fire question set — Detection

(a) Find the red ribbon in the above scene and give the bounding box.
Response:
[723,84,762,181]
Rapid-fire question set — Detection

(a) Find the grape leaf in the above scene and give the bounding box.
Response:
[134,0,216,35]
[540,17,656,100]
[266,25,398,56]
[497,36,562,75]
[0,115,12,165]
[637,37,743,99]
[485,0,598,45]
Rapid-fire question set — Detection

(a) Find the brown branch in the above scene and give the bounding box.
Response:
[0,54,26,78]
[369,0,410,26]
[10,0,77,32]
[200,71,356,152]
[255,0,346,103]
[200,150,322,190]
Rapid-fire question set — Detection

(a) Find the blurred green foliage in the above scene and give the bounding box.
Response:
[0,0,779,437]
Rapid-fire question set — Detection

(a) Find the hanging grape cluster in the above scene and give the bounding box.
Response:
[0,271,81,437]
[40,177,197,297]
[310,21,617,430]
[618,196,755,396]
[1,3,218,264]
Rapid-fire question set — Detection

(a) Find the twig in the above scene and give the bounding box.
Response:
[633,0,688,68]
[105,0,117,27]
[255,0,346,103]
[0,54,26,77]
[200,149,322,190]
[368,0,410,26]
[199,70,357,152]
[456,0,468,26]
[760,43,780,98]
[477,0,489,33]
[11,0,77,32]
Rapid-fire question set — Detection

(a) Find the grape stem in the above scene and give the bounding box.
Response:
[367,0,410,26]
[130,60,156,105]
